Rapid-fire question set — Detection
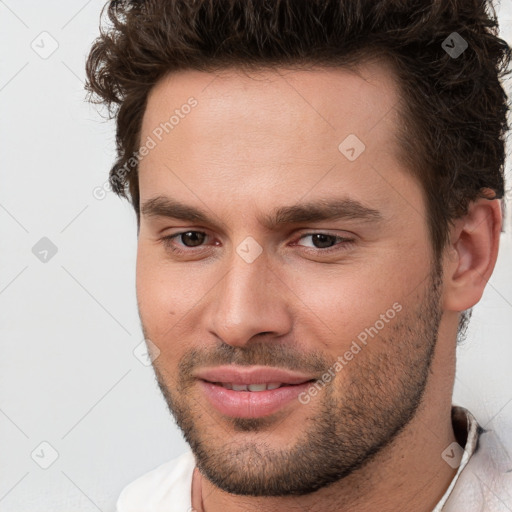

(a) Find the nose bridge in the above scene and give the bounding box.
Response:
[220,244,271,322]
[209,241,290,344]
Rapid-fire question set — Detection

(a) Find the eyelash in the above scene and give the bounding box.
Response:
[160,231,355,256]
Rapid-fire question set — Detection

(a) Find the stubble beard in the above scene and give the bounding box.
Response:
[149,267,443,496]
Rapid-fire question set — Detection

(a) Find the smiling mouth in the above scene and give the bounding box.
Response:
[204,380,315,391]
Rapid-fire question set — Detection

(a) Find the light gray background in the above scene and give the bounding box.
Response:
[1,1,511,510]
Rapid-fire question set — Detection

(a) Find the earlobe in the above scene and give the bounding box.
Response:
[442,194,502,312]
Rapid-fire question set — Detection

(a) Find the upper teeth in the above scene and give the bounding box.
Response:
[216,382,283,391]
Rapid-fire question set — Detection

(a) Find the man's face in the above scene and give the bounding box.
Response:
[136,64,444,495]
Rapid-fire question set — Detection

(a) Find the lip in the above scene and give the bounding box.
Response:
[194,365,317,418]
[199,380,313,418]
[194,365,316,386]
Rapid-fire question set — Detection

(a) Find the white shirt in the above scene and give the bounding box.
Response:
[116,406,512,511]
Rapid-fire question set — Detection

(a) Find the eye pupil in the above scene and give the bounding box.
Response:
[181,231,205,247]
[312,234,336,249]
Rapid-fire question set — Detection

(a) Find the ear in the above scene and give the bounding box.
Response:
[442,191,502,312]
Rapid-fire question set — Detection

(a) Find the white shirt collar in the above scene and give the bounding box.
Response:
[431,405,481,511]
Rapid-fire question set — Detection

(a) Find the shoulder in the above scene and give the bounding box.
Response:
[116,450,196,512]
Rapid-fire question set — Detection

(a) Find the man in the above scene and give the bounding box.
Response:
[85,0,512,510]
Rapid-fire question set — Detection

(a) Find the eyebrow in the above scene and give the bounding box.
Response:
[141,195,383,230]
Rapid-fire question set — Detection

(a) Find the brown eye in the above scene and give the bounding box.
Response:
[178,231,207,247]
[309,234,338,249]
[161,231,211,254]
[296,233,354,251]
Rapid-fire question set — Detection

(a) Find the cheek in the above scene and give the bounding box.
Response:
[135,242,209,337]
[136,258,185,370]
[136,244,179,335]
[285,256,422,350]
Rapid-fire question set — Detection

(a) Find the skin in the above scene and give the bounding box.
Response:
[135,62,502,512]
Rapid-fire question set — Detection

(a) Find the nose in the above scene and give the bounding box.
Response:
[206,244,292,347]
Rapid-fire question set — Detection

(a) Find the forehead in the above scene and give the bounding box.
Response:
[142,61,401,149]
[137,62,419,226]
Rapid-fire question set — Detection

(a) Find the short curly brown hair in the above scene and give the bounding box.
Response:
[85,0,510,261]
